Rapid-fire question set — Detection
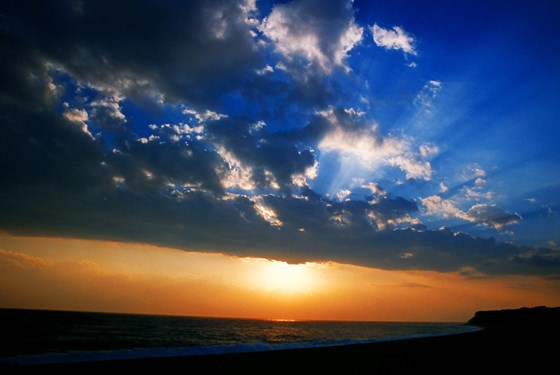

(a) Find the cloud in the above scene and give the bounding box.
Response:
[465,204,522,230]
[183,108,228,123]
[89,97,127,130]
[316,108,434,181]
[5,0,262,108]
[251,196,284,227]
[0,249,54,269]
[388,156,432,181]
[63,108,89,123]
[337,189,352,201]
[208,117,318,191]
[414,80,443,113]
[362,182,388,198]
[421,196,521,230]
[419,143,439,158]
[367,196,422,231]
[318,125,407,167]
[260,0,363,74]
[421,195,466,220]
[62,108,93,138]
[370,24,416,55]
[463,186,494,201]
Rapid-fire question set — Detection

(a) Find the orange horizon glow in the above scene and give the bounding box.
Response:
[1,233,559,323]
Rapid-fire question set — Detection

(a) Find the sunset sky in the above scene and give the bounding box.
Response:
[1,0,559,322]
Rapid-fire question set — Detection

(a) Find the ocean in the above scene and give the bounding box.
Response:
[0,309,478,366]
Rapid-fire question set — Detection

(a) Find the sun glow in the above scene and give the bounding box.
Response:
[2,234,560,322]
[252,260,320,294]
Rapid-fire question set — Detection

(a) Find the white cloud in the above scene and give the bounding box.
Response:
[182,108,228,123]
[291,161,319,187]
[344,107,366,117]
[474,168,486,177]
[439,182,449,194]
[260,0,363,73]
[421,196,521,230]
[63,108,93,138]
[155,122,206,142]
[368,211,422,231]
[334,19,364,70]
[252,196,283,227]
[336,189,352,201]
[216,146,256,191]
[419,143,439,158]
[318,125,407,169]
[421,195,467,220]
[255,65,274,75]
[463,186,494,201]
[463,164,486,181]
[317,109,432,181]
[63,108,88,123]
[362,182,388,197]
[210,0,258,40]
[370,24,416,55]
[90,98,126,122]
[240,0,259,27]
[388,156,432,181]
[249,120,266,133]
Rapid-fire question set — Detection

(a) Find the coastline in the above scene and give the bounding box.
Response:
[4,326,555,374]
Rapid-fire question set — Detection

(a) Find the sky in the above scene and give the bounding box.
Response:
[1,0,559,322]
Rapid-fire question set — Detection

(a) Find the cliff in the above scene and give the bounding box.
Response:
[467,306,560,329]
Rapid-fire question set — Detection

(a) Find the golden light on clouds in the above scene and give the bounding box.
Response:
[1,233,559,322]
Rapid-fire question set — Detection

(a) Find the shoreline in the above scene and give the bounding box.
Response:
[0,324,484,368]
[1,324,480,367]
[3,327,555,374]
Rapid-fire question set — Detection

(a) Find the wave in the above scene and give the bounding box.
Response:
[0,325,481,367]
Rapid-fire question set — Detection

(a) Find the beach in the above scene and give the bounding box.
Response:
[5,326,554,374]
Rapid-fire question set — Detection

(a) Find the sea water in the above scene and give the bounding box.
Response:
[0,309,478,366]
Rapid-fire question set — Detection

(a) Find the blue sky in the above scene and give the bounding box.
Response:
[1,0,559,276]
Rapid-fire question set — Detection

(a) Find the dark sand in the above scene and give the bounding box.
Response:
[4,327,555,374]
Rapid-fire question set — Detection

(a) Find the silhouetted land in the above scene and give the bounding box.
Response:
[467,305,560,329]
[4,307,559,374]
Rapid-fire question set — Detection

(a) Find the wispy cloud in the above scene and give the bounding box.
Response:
[415,80,443,113]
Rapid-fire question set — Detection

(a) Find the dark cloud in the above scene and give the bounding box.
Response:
[207,116,317,190]
[1,0,262,107]
[106,139,225,195]
[0,108,108,190]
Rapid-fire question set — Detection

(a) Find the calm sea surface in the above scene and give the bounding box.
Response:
[0,309,477,365]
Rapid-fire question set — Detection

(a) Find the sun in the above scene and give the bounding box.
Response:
[254,260,319,295]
